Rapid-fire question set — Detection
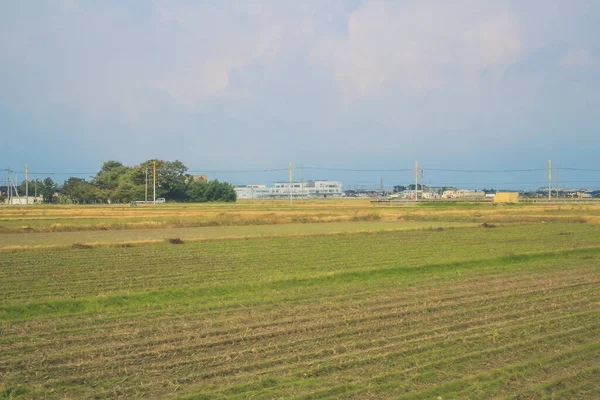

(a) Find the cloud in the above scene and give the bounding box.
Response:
[312,0,522,99]
[0,1,288,119]
[151,1,285,103]
[1,0,599,177]
[560,49,593,68]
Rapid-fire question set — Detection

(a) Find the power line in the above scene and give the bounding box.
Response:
[408,180,600,186]
[344,180,600,186]
[188,168,288,173]
[8,166,600,175]
[5,164,600,191]
[14,168,289,175]
[304,167,412,172]
[422,168,546,173]
[12,171,97,176]
[558,168,600,172]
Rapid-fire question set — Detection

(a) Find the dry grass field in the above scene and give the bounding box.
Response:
[0,221,477,250]
[1,200,600,233]
[1,201,599,399]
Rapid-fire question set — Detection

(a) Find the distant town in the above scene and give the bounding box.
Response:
[3,179,599,204]
[233,180,599,200]
[3,170,600,205]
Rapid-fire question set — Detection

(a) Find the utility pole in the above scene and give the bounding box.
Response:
[301,166,304,199]
[5,168,10,204]
[14,172,20,204]
[7,168,13,203]
[415,161,419,201]
[4,168,21,205]
[556,168,560,199]
[145,166,148,203]
[548,160,552,201]
[25,164,29,205]
[153,160,156,204]
[289,162,293,206]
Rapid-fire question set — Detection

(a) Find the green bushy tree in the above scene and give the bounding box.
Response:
[41,177,57,203]
[60,160,236,204]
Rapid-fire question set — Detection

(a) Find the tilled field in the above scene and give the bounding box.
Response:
[1,223,599,399]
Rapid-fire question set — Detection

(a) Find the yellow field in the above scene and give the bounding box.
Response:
[1,200,600,234]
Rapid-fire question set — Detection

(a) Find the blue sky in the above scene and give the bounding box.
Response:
[1,0,599,189]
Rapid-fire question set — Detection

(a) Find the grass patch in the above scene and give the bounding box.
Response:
[480,222,497,228]
[0,386,29,399]
[71,243,93,249]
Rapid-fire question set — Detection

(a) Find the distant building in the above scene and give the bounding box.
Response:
[397,190,439,199]
[3,196,42,205]
[442,190,455,199]
[193,175,208,183]
[494,192,519,203]
[442,190,485,199]
[455,190,486,199]
[235,180,343,199]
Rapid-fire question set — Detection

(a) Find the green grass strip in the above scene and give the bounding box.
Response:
[2,247,599,322]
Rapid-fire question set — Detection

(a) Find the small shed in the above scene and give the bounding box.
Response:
[493,192,519,203]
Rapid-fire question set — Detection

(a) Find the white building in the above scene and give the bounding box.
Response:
[4,196,42,205]
[442,189,485,199]
[398,190,439,199]
[235,180,343,199]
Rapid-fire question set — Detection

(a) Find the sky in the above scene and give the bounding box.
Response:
[1,0,599,189]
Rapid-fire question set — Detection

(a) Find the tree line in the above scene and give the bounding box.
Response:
[13,160,236,204]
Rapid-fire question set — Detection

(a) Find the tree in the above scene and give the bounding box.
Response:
[94,161,129,190]
[41,177,57,203]
[63,177,86,202]
[129,159,189,201]
[63,177,103,203]
[31,179,43,199]
[112,176,145,203]
[406,184,430,191]
[92,161,134,203]
[156,159,188,201]
[17,180,26,196]
[185,180,207,202]
[185,180,236,202]
[393,185,406,193]
[54,160,237,204]
[16,179,42,197]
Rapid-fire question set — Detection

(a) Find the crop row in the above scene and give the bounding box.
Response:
[20,296,596,399]
[2,253,598,398]
[3,247,598,323]
[2,223,599,398]
[4,276,595,373]
[3,224,600,304]
[3,263,570,349]
[2,270,596,355]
